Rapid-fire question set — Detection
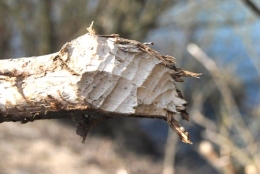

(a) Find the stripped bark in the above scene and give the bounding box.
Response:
[0,29,200,144]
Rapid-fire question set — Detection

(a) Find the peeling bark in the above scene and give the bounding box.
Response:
[0,31,200,144]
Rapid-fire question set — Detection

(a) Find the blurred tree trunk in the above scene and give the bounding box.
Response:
[0,2,12,60]
[40,0,55,54]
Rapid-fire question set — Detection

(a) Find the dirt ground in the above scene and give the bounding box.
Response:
[0,119,163,174]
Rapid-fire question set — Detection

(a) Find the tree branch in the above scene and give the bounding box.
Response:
[0,30,200,144]
[242,0,260,18]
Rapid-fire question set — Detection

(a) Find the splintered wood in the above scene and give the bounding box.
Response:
[0,30,200,144]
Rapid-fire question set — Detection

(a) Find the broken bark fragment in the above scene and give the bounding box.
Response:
[0,27,200,144]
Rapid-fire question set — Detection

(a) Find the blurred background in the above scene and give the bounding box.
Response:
[0,0,260,173]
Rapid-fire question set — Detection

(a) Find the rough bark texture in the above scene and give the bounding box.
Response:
[0,31,200,144]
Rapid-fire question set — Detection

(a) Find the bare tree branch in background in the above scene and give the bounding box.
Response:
[187,43,260,174]
[162,121,179,174]
[58,0,175,41]
[242,0,260,18]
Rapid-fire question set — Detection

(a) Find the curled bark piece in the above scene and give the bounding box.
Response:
[167,112,192,144]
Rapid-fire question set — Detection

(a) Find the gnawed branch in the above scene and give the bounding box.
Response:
[0,27,200,144]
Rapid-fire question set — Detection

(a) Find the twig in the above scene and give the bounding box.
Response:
[242,0,260,18]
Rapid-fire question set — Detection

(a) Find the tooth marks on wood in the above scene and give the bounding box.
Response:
[0,29,200,144]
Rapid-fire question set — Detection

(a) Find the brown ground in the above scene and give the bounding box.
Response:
[0,119,162,174]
